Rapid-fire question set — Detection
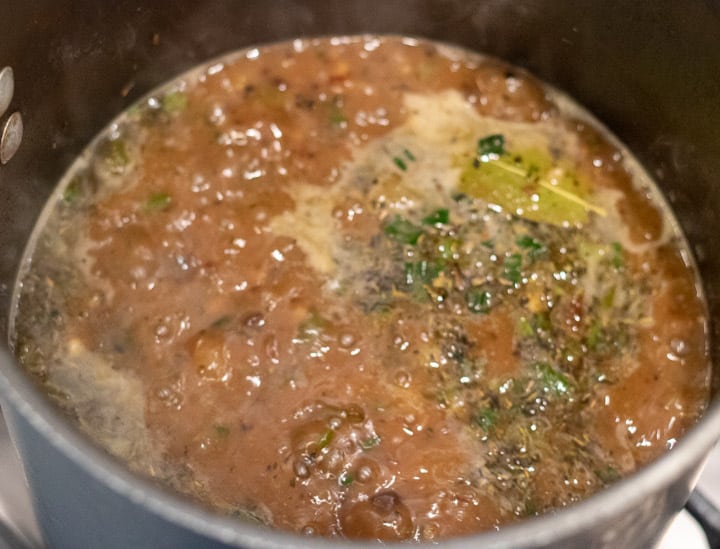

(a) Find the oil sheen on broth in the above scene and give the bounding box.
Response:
[11,36,711,541]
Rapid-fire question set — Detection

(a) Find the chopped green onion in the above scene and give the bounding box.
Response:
[339,473,354,486]
[403,148,416,161]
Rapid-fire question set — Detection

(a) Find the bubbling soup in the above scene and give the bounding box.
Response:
[10,36,711,541]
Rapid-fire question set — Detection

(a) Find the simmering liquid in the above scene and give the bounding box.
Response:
[11,36,710,541]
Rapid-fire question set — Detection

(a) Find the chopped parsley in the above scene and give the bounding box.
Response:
[145,192,172,211]
[503,253,523,285]
[466,288,492,314]
[383,216,423,245]
[477,133,505,158]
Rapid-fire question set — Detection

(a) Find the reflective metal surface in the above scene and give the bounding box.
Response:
[0,112,23,165]
[0,67,13,120]
[0,411,716,547]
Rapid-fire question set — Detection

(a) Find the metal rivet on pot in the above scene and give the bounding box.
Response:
[1,111,23,164]
[0,66,13,119]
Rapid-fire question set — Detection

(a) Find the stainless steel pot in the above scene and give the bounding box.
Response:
[1,1,720,547]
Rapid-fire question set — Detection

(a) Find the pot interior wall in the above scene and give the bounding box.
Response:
[1,1,719,380]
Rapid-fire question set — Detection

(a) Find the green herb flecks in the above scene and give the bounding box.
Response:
[162,91,188,113]
[516,235,546,260]
[63,176,83,204]
[422,208,450,226]
[104,138,130,171]
[516,316,535,338]
[404,260,444,286]
[393,156,408,172]
[360,435,381,450]
[214,425,230,438]
[145,192,172,211]
[474,407,498,432]
[392,148,417,171]
[297,311,328,342]
[466,288,492,314]
[339,472,354,486]
[384,216,423,245]
[477,134,505,158]
[317,429,334,450]
[611,242,624,269]
[503,254,523,286]
[595,465,620,484]
[535,362,573,395]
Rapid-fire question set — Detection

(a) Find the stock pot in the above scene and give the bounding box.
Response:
[1,1,720,547]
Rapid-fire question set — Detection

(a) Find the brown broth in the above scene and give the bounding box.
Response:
[10,36,710,541]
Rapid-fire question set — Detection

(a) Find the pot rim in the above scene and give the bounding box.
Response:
[1,346,719,548]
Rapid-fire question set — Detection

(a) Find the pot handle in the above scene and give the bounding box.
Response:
[686,490,720,548]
